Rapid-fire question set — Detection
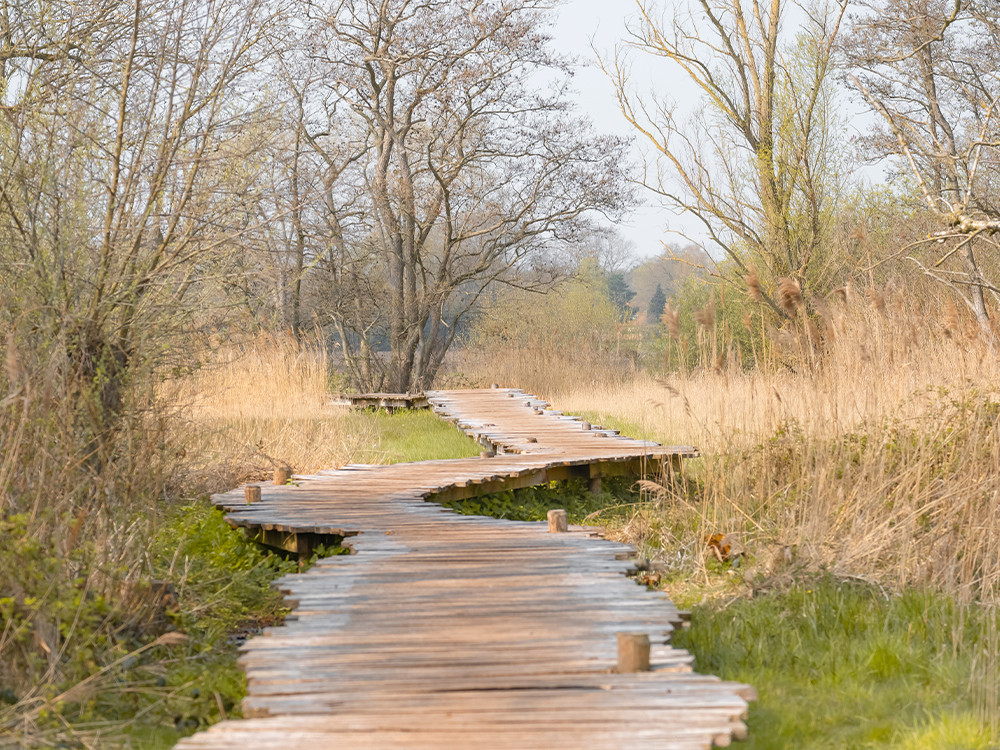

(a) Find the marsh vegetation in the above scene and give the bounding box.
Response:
[5,0,1000,746]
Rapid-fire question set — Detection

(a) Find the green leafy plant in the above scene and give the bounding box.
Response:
[442,477,638,524]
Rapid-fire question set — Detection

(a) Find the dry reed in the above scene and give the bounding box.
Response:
[694,297,716,329]
[662,303,681,339]
[169,334,364,492]
[469,285,1000,605]
[745,270,762,303]
[777,277,803,314]
[489,282,1000,722]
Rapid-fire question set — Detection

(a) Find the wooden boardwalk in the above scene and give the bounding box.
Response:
[175,388,754,749]
[329,392,430,411]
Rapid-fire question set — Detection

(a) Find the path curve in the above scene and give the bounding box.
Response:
[175,388,754,749]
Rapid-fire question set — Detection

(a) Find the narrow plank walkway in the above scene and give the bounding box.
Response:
[176,388,754,749]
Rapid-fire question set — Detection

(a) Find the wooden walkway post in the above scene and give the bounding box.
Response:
[274,466,291,485]
[244,485,261,505]
[617,632,651,672]
[547,508,568,533]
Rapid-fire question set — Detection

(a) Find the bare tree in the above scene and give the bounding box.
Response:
[605,0,849,316]
[0,0,282,458]
[0,0,293,715]
[576,225,638,275]
[244,85,332,338]
[847,0,1000,329]
[293,0,631,392]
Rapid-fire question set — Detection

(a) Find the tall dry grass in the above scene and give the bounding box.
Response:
[1,328,183,746]
[169,334,367,493]
[560,313,997,451]
[466,282,1000,675]
[519,288,1000,591]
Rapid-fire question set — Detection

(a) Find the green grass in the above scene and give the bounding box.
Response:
[673,577,997,749]
[443,477,638,524]
[0,502,305,749]
[350,408,482,464]
[575,410,657,443]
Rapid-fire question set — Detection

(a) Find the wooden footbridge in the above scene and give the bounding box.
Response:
[175,388,754,749]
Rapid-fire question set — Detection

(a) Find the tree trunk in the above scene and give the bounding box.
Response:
[963,238,991,333]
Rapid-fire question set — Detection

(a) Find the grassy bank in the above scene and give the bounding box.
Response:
[673,577,996,749]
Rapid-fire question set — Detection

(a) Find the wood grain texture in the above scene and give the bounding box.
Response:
[174,388,753,749]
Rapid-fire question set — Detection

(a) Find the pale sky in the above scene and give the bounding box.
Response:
[551,0,700,259]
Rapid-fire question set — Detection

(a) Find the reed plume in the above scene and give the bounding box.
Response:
[662,303,681,339]
[745,270,763,303]
[694,296,716,329]
[778,277,803,315]
[713,351,725,374]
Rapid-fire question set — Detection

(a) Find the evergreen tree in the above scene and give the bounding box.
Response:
[648,283,667,322]
[606,273,637,320]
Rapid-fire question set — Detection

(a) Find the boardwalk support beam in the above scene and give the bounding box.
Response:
[244,528,345,567]
[330,393,430,411]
